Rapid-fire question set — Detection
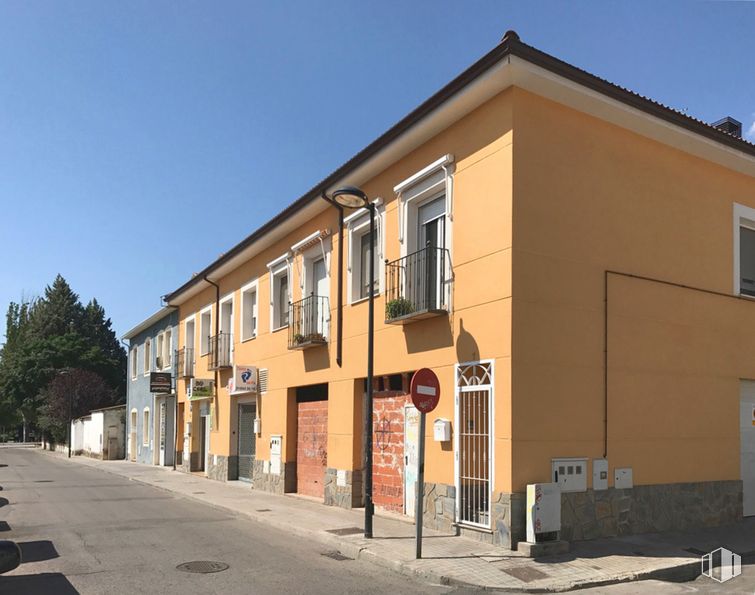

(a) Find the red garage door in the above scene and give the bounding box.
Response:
[296,399,328,498]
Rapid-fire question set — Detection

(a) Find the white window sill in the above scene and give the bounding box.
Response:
[350,292,381,306]
[271,325,289,333]
[739,292,755,300]
[240,335,257,343]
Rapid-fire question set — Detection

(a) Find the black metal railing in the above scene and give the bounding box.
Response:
[288,295,329,349]
[385,245,450,323]
[176,347,194,378]
[208,332,232,369]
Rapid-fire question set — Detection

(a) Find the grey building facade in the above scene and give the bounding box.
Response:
[123,307,179,466]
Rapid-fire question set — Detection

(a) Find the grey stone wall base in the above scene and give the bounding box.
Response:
[252,460,297,494]
[560,480,743,541]
[189,451,200,472]
[324,468,363,509]
[205,454,239,482]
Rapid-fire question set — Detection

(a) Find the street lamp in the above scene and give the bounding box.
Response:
[330,185,376,539]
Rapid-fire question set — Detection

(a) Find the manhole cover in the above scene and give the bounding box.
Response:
[176,561,229,574]
[34,480,53,483]
[325,527,363,536]
[321,551,351,561]
[256,508,272,512]
[192,491,205,494]
[502,566,549,583]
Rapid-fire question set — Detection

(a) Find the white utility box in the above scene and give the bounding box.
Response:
[433,419,451,442]
[615,467,633,489]
[253,418,261,435]
[593,459,608,490]
[270,435,282,475]
[526,482,561,543]
[552,458,588,492]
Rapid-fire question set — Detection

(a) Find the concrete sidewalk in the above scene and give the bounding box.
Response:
[39,449,755,592]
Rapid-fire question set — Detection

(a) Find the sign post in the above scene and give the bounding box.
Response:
[410,368,441,560]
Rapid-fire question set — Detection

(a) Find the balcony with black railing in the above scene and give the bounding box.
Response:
[176,347,194,378]
[385,245,451,324]
[208,332,232,370]
[288,295,329,350]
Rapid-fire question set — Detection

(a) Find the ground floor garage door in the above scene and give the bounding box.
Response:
[741,380,755,517]
[296,385,328,498]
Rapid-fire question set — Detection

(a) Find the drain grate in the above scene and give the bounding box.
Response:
[34,480,54,483]
[256,508,272,512]
[325,527,363,536]
[321,551,351,561]
[502,566,549,583]
[192,491,206,494]
[176,561,229,574]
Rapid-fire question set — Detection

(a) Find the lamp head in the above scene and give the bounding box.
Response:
[331,186,368,209]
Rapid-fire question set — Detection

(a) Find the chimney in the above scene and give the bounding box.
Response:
[712,116,742,138]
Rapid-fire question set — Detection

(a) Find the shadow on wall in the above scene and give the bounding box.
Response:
[0,573,80,594]
[404,316,454,354]
[456,319,479,363]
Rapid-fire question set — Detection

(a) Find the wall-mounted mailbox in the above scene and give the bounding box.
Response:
[433,419,451,442]
[270,434,282,475]
[253,418,261,435]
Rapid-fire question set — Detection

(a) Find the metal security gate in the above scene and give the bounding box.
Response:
[238,403,256,482]
[456,361,493,528]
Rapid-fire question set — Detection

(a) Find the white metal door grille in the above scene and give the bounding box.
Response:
[456,361,492,529]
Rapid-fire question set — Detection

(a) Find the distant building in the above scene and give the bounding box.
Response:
[70,405,126,460]
[122,307,178,466]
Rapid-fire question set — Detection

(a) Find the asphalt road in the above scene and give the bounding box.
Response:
[0,448,473,595]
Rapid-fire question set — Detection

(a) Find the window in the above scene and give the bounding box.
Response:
[219,295,234,337]
[199,307,212,355]
[735,203,755,297]
[240,281,258,341]
[185,317,195,351]
[130,347,137,379]
[267,256,290,331]
[346,205,384,304]
[142,408,150,446]
[156,333,164,369]
[144,339,151,376]
[164,329,172,368]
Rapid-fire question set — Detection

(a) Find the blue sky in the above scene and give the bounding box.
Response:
[1,1,754,338]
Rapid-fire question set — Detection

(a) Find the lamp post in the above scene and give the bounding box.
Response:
[330,185,376,539]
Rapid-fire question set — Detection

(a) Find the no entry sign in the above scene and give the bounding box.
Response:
[410,368,440,414]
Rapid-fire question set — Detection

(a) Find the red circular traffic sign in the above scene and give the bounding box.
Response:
[410,368,441,414]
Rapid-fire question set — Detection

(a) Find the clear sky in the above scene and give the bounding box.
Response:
[1,1,754,338]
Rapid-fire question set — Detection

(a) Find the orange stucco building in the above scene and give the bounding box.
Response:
[163,31,755,547]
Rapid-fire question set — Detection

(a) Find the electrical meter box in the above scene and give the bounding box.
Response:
[433,419,451,442]
[593,459,608,491]
[185,421,191,436]
[615,467,633,489]
[552,458,588,492]
[526,482,561,543]
[253,418,261,435]
[270,435,282,475]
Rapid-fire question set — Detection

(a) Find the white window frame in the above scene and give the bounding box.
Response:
[130,346,137,379]
[240,279,259,342]
[219,293,235,365]
[142,407,150,447]
[394,154,454,259]
[184,315,196,351]
[734,202,755,298]
[267,252,291,332]
[163,328,172,369]
[143,338,152,376]
[156,332,165,370]
[199,305,212,356]
[346,202,385,305]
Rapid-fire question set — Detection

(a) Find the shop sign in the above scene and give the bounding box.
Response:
[189,378,214,400]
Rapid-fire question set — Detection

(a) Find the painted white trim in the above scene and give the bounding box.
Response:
[393,154,454,194]
[143,338,152,376]
[291,229,330,253]
[265,251,291,270]
[734,202,755,297]
[142,407,150,447]
[130,347,138,380]
[184,314,196,355]
[239,279,259,342]
[199,306,213,356]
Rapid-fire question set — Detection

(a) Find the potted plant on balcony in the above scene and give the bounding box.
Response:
[386,297,415,319]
